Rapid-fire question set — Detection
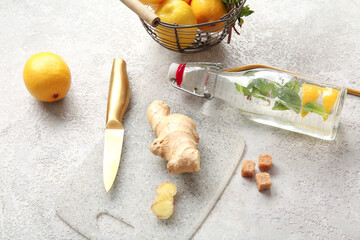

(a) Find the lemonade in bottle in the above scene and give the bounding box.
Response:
[168,63,347,140]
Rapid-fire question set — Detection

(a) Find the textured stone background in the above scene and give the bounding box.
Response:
[1,0,360,239]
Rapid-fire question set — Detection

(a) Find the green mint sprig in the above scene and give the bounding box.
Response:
[238,5,254,27]
[222,0,254,43]
[235,83,250,96]
[235,78,271,101]
[235,77,328,118]
[235,78,302,115]
[270,79,302,113]
[270,82,301,114]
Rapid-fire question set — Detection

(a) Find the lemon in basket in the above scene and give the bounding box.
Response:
[140,0,164,4]
[155,0,197,50]
[181,0,191,4]
[139,0,164,10]
[191,0,228,32]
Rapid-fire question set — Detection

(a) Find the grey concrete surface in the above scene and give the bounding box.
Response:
[1,0,360,239]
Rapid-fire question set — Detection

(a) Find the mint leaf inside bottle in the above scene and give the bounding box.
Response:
[270,82,301,114]
[272,102,289,111]
[302,102,327,117]
[235,77,301,114]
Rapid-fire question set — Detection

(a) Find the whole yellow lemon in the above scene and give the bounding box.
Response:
[23,52,71,102]
[191,0,228,32]
[155,0,197,50]
[147,0,190,10]
[139,0,164,4]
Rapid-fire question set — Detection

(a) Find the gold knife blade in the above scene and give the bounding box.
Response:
[103,58,130,192]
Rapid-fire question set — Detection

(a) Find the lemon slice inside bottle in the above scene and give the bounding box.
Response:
[301,84,322,118]
[322,88,339,121]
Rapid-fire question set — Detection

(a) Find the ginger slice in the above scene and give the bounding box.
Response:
[151,200,174,219]
[152,182,177,219]
[155,191,174,202]
[155,181,177,196]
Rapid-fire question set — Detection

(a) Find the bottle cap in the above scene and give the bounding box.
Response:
[168,63,180,81]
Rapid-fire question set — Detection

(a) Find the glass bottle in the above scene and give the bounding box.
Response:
[168,62,347,140]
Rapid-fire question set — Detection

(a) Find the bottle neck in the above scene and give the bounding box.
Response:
[212,72,251,102]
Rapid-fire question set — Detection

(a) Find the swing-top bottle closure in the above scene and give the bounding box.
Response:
[168,62,223,100]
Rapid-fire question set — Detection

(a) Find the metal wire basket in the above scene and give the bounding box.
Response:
[121,0,246,53]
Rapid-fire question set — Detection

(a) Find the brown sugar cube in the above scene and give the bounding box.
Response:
[256,172,272,191]
[258,154,272,171]
[241,160,255,178]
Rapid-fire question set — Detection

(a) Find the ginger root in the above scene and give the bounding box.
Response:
[151,181,177,219]
[147,100,200,174]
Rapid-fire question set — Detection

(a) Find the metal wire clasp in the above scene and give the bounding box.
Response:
[171,80,214,100]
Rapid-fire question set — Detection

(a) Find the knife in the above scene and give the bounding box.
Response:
[103,58,130,192]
